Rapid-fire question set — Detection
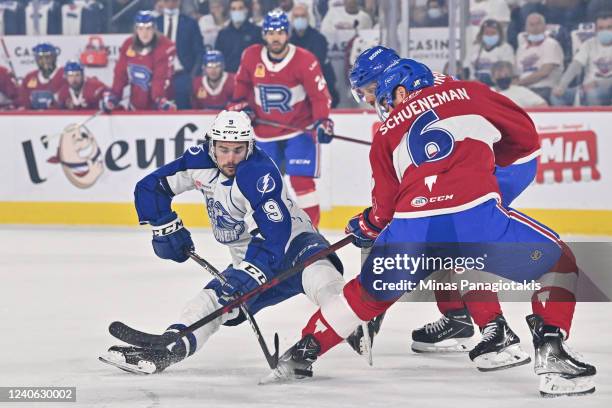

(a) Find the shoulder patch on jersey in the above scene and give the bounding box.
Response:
[256,173,276,195]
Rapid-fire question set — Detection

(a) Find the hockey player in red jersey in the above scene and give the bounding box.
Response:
[191,50,234,110]
[56,61,107,110]
[101,11,176,112]
[0,65,18,109]
[262,58,596,397]
[229,9,333,227]
[18,43,64,110]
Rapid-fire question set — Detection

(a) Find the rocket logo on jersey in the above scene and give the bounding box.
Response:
[206,197,246,243]
[127,63,152,91]
[257,84,292,113]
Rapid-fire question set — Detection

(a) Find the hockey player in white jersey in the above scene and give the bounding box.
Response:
[99,110,347,374]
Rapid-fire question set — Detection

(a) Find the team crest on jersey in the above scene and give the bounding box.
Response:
[197,87,208,99]
[255,63,266,78]
[258,84,292,113]
[127,64,153,91]
[126,47,136,58]
[27,78,38,88]
[256,173,276,195]
[206,198,246,243]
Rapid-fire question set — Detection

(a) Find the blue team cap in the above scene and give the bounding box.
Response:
[134,10,155,26]
[263,9,290,33]
[64,60,84,75]
[33,43,58,56]
[202,50,225,66]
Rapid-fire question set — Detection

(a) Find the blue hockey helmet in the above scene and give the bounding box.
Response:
[262,9,290,33]
[32,42,58,57]
[374,58,435,120]
[349,46,400,103]
[202,50,225,67]
[64,60,84,75]
[134,10,155,26]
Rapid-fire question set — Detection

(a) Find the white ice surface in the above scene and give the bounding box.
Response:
[0,226,609,408]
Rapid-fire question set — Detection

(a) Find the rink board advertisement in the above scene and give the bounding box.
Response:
[0,109,611,234]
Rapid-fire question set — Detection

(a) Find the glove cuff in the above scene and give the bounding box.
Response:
[237,261,268,285]
[151,213,184,236]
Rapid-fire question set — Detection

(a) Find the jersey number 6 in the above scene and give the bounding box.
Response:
[406,110,455,166]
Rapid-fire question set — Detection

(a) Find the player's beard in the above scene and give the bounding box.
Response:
[267,39,288,58]
[219,164,237,178]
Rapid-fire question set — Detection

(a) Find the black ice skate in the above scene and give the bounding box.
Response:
[469,314,530,371]
[526,314,596,397]
[346,312,386,365]
[99,332,187,374]
[411,308,475,353]
[259,335,321,384]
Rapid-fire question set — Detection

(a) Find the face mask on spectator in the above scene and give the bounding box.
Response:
[427,8,442,19]
[597,30,612,45]
[527,33,546,43]
[293,17,308,31]
[482,34,499,47]
[495,77,512,90]
[164,8,179,16]
[230,9,248,24]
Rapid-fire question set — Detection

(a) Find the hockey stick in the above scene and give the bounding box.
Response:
[254,118,372,146]
[187,251,280,369]
[109,236,353,351]
[0,37,18,82]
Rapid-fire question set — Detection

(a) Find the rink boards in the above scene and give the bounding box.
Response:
[0,108,611,235]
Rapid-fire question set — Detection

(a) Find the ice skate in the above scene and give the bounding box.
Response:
[526,314,596,397]
[411,308,475,353]
[99,332,187,374]
[346,312,386,365]
[469,315,530,371]
[259,335,320,384]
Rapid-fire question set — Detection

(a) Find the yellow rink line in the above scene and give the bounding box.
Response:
[1,202,611,235]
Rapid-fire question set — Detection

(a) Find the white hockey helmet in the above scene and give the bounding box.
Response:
[207,110,255,163]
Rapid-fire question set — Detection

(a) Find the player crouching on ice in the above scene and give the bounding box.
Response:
[262,59,596,397]
[100,110,369,374]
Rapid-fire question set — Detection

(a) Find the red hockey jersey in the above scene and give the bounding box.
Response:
[192,72,235,110]
[0,66,18,108]
[111,35,175,110]
[18,68,64,109]
[56,76,107,110]
[369,79,541,227]
[233,44,331,140]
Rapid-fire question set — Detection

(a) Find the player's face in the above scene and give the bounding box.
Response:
[66,71,84,90]
[264,30,289,55]
[205,63,223,81]
[36,54,56,75]
[214,141,248,177]
[136,24,155,45]
[353,81,378,106]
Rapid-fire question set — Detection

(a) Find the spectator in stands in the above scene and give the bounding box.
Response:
[251,0,264,25]
[0,65,18,109]
[443,60,470,80]
[56,60,108,110]
[197,0,228,49]
[191,50,234,109]
[409,4,429,28]
[492,60,548,107]
[25,0,61,35]
[155,0,204,109]
[18,43,64,109]
[61,0,107,34]
[102,11,176,111]
[424,0,449,27]
[290,2,339,107]
[321,0,372,36]
[515,12,564,102]
[214,0,262,73]
[552,12,612,106]
[0,0,26,35]
[469,19,515,86]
